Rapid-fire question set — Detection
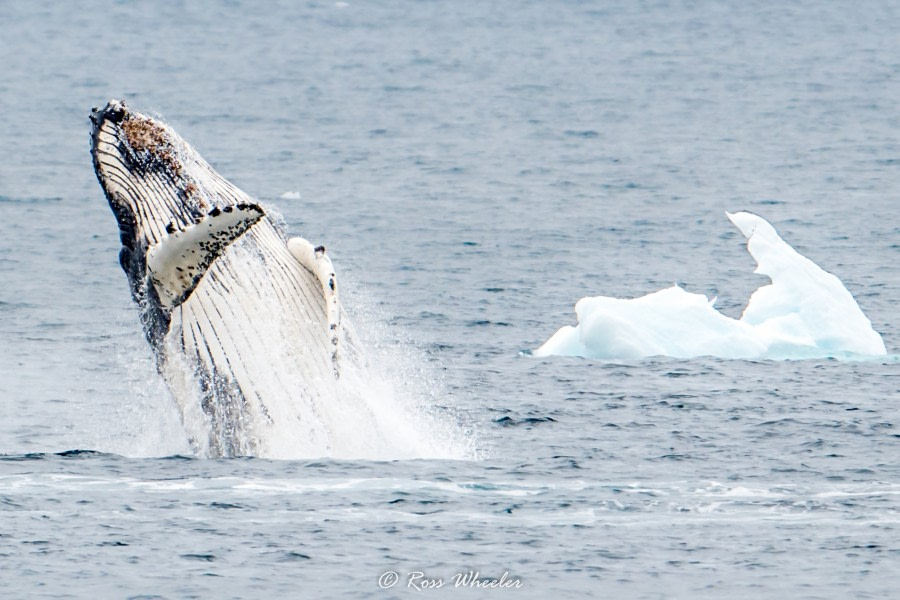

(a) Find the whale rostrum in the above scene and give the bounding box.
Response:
[91,100,346,457]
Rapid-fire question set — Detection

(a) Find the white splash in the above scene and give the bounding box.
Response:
[535,212,886,360]
[177,241,473,461]
[101,243,475,461]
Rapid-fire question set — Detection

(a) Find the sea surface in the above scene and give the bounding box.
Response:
[2,1,899,598]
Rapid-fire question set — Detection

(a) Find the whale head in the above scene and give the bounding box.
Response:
[90,100,267,349]
[90,100,253,251]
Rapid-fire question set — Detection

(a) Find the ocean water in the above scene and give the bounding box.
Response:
[1,1,899,598]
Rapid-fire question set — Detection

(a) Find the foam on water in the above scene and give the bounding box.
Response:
[535,212,887,360]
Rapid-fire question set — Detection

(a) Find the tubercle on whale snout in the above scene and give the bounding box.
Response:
[91,100,185,179]
[121,118,183,178]
[90,100,126,127]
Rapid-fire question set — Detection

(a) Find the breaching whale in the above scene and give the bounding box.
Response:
[90,100,347,457]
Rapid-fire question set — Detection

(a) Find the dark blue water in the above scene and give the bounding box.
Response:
[1,1,899,597]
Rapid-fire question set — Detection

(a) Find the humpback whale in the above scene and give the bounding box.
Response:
[90,100,348,457]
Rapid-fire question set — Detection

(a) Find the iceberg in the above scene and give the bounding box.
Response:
[534,212,886,360]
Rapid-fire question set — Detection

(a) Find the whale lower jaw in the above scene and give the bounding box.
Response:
[91,100,344,457]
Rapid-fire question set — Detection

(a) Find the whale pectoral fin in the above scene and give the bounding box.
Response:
[287,237,341,360]
[147,203,265,308]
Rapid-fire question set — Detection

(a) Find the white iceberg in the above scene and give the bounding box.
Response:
[534,212,886,360]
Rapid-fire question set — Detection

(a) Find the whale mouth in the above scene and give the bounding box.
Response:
[90,100,142,246]
[90,100,214,247]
